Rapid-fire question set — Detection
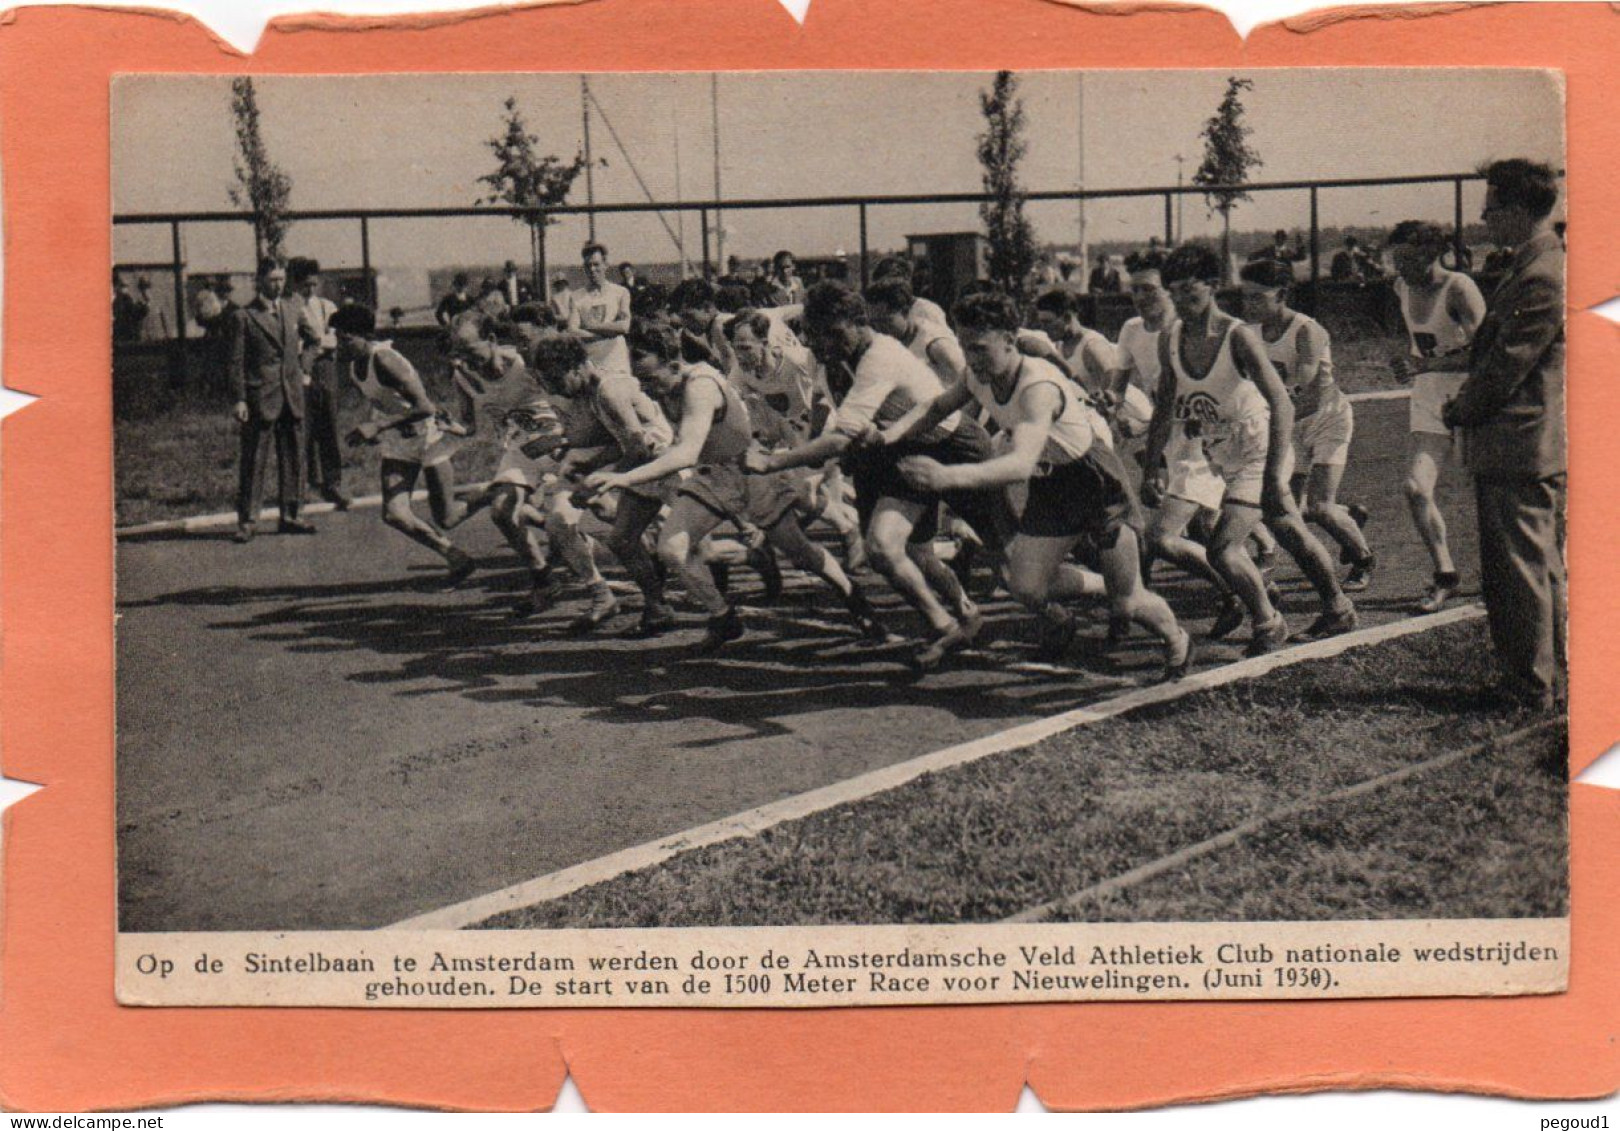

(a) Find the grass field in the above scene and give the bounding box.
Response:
[112,324,1412,527]
[475,619,1567,929]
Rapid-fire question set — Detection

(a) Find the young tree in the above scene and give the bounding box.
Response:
[976,71,1038,298]
[478,97,590,299]
[227,77,294,262]
[1193,77,1264,281]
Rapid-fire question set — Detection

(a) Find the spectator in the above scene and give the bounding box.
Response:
[1250,228,1303,265]
[112,270,154,343]
[434,272,475,327]
[548,274,573,324]
[1031,255,1061,288]
[499,259,529,307]
[1329,235,1381,282]
[767,249,805,306]
[228,257,314,542]
[1442,159,1566,710]
[289,257,349,510]
[1088,253,1123,294]
[617,261,645,295]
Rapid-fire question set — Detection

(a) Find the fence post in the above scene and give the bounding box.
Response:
[1308,186,1320,288]
[536,215,549,302]
[169,219,188,390]
[700,208,711,279]
[360,216,374,306]
[1163,192,1174,247]
[859,202,870,289]
[1453,177,1466,269]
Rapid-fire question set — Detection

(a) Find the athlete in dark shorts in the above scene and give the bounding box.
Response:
[882,292,1191,680]
[744,282,1012,669]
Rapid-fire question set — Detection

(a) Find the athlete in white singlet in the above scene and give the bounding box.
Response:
[1032,289,1153,443]
[883,293,1191,680]
[331,304,474,585]
[751,281,1012,670]
[1239,259,1376,591]
[724,310,865,568]
[586,324,886,651]
[564,241,634,379]
[1387,220,1488,613]
[1144,246,1357,654]
[526,333,677,637]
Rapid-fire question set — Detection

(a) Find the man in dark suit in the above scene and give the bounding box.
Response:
[230,256,315,542]
[1443,159,1565,709]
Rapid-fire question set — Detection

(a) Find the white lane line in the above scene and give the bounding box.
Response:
[388,602,1484,931]
[114,393,1414,537]
[1004,717,1561,924]
[115,483,489,537]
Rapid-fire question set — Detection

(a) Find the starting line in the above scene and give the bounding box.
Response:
[388,601,1486,931]
[113,389,1414,538]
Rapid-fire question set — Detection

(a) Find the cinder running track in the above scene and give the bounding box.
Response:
[116,399,1478,930]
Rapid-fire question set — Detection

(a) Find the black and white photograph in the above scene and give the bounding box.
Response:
[111,68,1568,1006]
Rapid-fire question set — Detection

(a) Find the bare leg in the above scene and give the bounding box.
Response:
[1404,433,1456,575]
[1302,461,1371,561]
[867,499,957,634]
[658,498,732,617]
[1207,503,1276,627]
[1148,496,1230,594]
[605,491,668,609]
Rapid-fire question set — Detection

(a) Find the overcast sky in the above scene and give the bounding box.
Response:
[112,69,1562,294]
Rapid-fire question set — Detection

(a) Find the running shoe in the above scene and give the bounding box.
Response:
[696,607,745,653]
[843,591,890,642]
[1303,601,1358,639]
[1243,615,1291,657]
[564,584,620,635]
[1033,607,1079,662]
[914,621,971,670]
[1158,628,1195,683]
[1414,572,1460,615]
[625,603,677,639]
[1343,552,1377,592]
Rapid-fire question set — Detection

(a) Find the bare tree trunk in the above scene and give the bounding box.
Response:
[1221,209,1233,284]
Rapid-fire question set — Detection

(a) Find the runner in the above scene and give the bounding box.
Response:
[865,279,969,387]
[1238,259,1377,590]
[870,255,948,328]
[330,304,475,586]
[724,309,866,570]
[746,281,1013,669]
[442,316,567,616]
[564,240,635,382]
[1143,245,1355,654]
[882,292,1190,679]
[584,323,886,651]
[1388,219,1488,613]
[1031,289,1153,442]
[526,333,677,637]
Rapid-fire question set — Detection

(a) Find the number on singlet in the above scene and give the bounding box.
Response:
[1413,331,1439,358]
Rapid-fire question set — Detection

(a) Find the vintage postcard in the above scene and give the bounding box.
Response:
[110,66,1568,1009]
[2,0,1616,1114]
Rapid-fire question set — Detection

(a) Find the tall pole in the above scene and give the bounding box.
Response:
[581,76,597,241]
[1076,73,1087,288]
[673,96,688,278]
[711,73,724,272]
[169,220,188,389]
[1174,154,1186,244]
